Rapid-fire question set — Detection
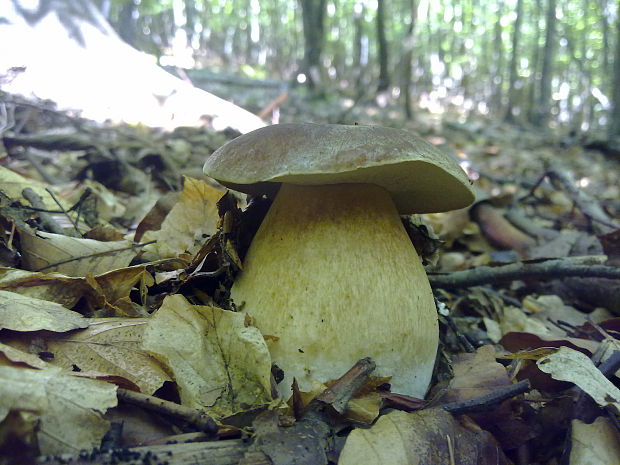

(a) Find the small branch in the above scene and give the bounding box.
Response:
[117,388,218,435]
[21,188,66,235]
[46,187,81,235]
[596,350,620,379]
[441,379,531,415]
[546,162,619,234]
[429,257,620,289]
[312,357,376,414]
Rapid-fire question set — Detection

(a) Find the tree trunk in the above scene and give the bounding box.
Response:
[115,0,137,47]
[298,0,327,91]
[353,1,368,91]
[609,0,620,139]
[527,0,543,122]
[491,1,505,111]
[376,0,390,92]
[533,0,557,127]
[505,0,524,122]
[401,0,418,119]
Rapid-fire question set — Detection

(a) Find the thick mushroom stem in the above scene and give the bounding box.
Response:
[231,183,438,398]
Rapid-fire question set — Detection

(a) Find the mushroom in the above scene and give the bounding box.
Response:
[203,123,475,399]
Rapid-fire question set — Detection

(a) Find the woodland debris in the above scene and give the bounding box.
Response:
[243,358,376,465]
[117,389,218,436]
[429,256,620,289]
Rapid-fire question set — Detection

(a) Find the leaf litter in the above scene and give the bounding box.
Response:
[0,93,619,464]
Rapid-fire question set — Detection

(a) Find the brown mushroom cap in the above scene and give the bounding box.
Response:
[203,123,475,213]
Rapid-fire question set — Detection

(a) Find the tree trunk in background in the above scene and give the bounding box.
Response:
[376,0,390,92]
[401,0,418,119]
[609,0,620,140]
[505,0,524,122]
[533,0,557,127]
[600,0,611,78]
[491,2,505,111]
[299,0,327,91]
[353,1,367,91]
[116,0,137,47]
[527,0,543,122]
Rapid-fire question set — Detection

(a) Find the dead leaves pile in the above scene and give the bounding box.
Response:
[0,104,619,465]
[0,157,275,459]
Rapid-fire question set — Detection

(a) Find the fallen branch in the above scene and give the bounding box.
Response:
[546,162,618,234]
[441,379,531,415]
[428,256,620,289]
[117,388,218,435]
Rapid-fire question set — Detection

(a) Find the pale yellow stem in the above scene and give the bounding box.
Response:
[232,183,438,398]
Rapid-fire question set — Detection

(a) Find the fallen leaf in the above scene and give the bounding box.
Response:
[0,166,65,211]
[0,265,154,317]
[0,290,88,332]
[0,365,117,455]
[537,347,620,413]
[570,416,620,465]
[154,176,223,258]
[142,294,272,417]
[0,341,48,369]
[46,318,170,395]
[0,267,90,308]
[338,409,508,465]
[19,230,139,277]
[440,345,512,403]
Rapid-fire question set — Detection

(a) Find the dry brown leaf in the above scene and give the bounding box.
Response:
[441,345,512,403]
[538,347,620,413]
[570,417,620,465]
[0,290,88,332]
[0,166,66,211]
[154,176,223,258]
[142,294,272,418]
[19,230,139,277]
[0,267,90,308]
[0,341,48,369]
[46,318,169,394]
[0,265,153,317]
[338,409,508,465]
[0,365,117,455]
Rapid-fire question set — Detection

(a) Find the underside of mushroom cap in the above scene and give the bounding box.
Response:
[203,123,476,214]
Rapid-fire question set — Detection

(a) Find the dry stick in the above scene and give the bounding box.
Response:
[312,356,376,414]
[117,388,218,435]
[546,162,619,234]
[21,188,66,235]
[45,187,81,235]
[428,257,620,290]
[257,92,289,119]
[441,379,531,415]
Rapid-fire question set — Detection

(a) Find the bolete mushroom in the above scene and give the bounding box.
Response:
[203,123,475,399]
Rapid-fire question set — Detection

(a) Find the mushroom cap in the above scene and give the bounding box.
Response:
[203,123,475,213]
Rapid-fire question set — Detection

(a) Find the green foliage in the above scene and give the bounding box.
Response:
[102,0,619,134]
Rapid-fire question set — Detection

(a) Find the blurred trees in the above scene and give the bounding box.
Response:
[92,0,618,137]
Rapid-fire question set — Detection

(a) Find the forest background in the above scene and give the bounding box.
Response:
[98,0,620,141]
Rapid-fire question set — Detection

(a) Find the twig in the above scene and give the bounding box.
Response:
[34,240,155,272]
[21,188,66,235]
[441,379,531,415]
[45,187,81,235]
[312,357,376,414]
[117,388,218,435]
[546,162,619,234]
[596,350,620,378]
[257,92,288,119]
[441,314,476,353]
[428,257,620,289]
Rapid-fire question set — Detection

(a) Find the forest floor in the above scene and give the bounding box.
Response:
[0,83,619,465]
